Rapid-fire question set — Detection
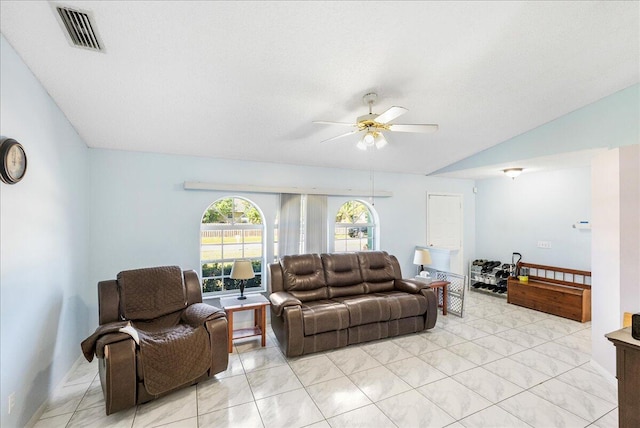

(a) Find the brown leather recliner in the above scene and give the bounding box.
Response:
[81,266,228,415]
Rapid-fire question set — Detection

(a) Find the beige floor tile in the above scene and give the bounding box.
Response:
[305,376,371,418]
[417,377,491,420]
[256,389,324,428]
[198,402,263,428]
[326,404,396,427]
[133,386,197,428]
[348,365,412,402]
[378,389,456,428]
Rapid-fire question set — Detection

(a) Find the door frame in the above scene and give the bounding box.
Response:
[426,192,464,274]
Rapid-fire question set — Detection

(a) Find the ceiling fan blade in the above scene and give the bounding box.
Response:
[320,129,361,143]
[374,106,408,124]
[388,123,439,133]
[313,121,357,127]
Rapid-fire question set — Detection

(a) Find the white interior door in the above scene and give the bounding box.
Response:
[427,193,463,274]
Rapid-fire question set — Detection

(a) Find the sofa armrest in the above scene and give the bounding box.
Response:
[394,279,428,294]
[181,303,226,327]
[269,291,302,317]
[420,287,438,329]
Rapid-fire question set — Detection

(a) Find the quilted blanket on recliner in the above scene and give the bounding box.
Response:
[136,324,211,395]
[82,322,211,396]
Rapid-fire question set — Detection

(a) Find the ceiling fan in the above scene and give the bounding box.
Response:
[314,92,439,150]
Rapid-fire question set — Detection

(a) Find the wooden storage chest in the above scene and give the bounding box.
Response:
[507,263,591,323]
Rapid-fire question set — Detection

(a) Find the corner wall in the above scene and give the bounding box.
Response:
[0,35,90,427]
[475,166,592,270]
[591,145,640,376]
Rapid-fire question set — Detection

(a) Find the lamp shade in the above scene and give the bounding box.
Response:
[413,249,432,266]
[230,259,255,280]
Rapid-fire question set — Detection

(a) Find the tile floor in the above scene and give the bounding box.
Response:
[34,292,618,428]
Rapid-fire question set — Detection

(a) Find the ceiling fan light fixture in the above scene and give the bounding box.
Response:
[315,92,439,148]
[363,132,375,146]
[503,168,523,179]
[374,132,388,149]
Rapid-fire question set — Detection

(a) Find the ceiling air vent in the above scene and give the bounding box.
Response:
[55,5,103,52]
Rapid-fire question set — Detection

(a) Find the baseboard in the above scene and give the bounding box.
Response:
[24,354,86,428]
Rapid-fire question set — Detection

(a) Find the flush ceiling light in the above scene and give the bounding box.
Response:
[502,168,524,179]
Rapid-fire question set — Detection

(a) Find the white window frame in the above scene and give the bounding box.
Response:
[333,199,379,252]
[200,196,266,297]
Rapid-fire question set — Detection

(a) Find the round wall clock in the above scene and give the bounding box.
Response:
[0,138,28,184]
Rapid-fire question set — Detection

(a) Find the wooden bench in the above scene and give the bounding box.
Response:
[507,262,591,322]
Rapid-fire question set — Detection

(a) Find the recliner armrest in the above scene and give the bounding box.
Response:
[394,279,428,294]
[95,333,135,359]
[270,291,302,317]
[181,303,226,327]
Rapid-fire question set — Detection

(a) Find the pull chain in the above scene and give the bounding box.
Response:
[369,149,375,206]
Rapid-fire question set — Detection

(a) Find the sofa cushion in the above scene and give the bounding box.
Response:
[301,300,349,335]
[374,291,428,320]
[280,254,328,301]
[322,253,365,298]
[357,251,396,293]
[332,295,391,326]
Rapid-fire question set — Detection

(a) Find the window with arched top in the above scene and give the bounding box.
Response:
[334,200,378,252]
[200,197,265,296]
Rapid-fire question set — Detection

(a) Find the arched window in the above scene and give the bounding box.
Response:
[334,200,378,252]
[200,197,265,296]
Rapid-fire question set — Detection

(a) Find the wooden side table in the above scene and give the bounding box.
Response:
[220,294,270,353]
[429,280,450,315]
[414,277,450,315]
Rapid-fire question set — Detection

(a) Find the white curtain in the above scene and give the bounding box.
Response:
[278,194,301,256]
[277,194,328,257]
[305,195,328,254]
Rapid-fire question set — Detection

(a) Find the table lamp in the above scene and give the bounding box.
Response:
[413,249,432,275]
[230,259,255,300]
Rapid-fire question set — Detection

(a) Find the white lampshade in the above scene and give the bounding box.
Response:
[357,131,388,150]
[374,132,388,149]
[230,259,255,280]
[413,249,432,266]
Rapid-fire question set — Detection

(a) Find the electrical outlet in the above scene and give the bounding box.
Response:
[8,392,15,415]
[537,241,552,249]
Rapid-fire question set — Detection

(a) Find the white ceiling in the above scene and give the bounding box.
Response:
[1,1,638,175]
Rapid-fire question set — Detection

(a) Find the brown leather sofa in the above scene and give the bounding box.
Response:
[269,251,438,357]
[81,266,229,415]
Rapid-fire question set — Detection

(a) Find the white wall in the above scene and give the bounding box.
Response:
[0,36,89,427]
[591,145,640,376]
[87,148,476,324]
[618,145,640,318]
[475,167,592,270]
